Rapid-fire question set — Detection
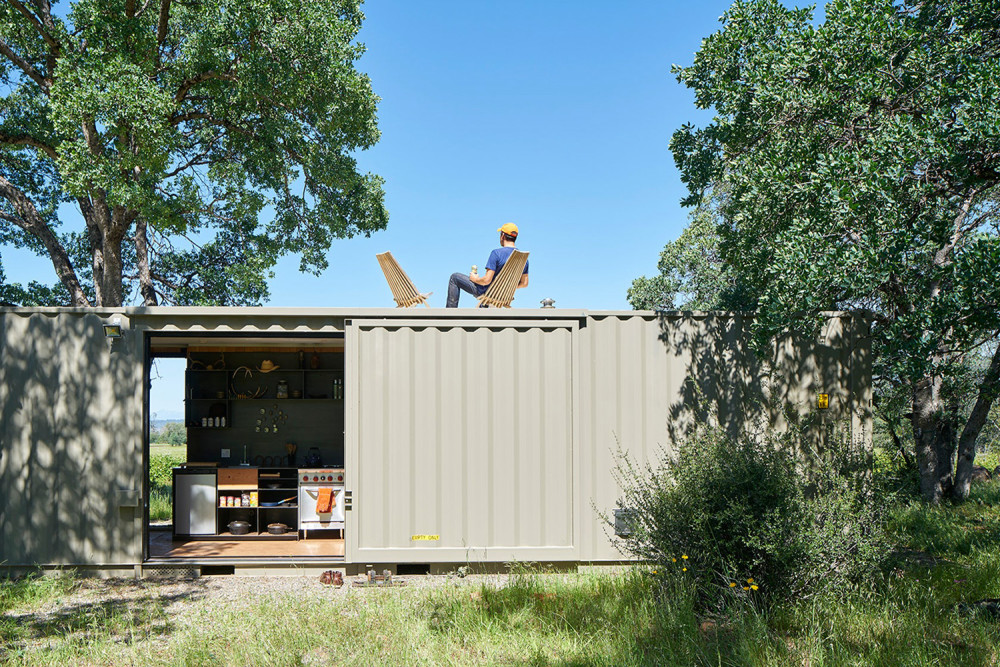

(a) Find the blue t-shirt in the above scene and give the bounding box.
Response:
[475,247,529,295]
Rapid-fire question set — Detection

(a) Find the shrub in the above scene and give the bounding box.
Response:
[149,451,186,489]
[612,423,890,608]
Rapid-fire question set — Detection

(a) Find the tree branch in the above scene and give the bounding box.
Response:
[0,131,58,160]
[134,216,158,305]
[174,68,238,104]
[169,111,211,125]
[156,0,171,44]
[8,0,61,55]
[0,175,91,306]
[0,36,50,90]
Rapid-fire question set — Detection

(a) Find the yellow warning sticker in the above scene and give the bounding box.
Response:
[411,534,440,541]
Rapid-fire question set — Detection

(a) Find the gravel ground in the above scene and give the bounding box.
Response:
[12,571,514,623]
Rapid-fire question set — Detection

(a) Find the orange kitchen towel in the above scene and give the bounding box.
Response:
[316,488,335,513]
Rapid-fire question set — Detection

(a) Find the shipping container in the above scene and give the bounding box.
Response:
[0,307,870,575]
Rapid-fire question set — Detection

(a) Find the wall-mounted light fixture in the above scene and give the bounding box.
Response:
[817,393,830,410]
[103,317,123,339]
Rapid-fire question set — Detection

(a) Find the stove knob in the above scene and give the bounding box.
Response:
[319,475,326,481]
[313,476,319,482]
[302,475,307,482]
[336,474,343,482]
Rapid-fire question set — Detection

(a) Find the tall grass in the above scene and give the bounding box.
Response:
[148,448,184,523]
[3,485,999,665]
[148,486,173,523]
[2,557,999,666]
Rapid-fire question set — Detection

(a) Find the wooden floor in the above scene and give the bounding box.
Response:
[149,530,345,559]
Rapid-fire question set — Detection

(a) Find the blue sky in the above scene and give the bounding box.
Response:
[5,1,733,309]
[5,1,742,415]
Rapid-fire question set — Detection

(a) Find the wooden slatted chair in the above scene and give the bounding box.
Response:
[376,252,432,307]
[477,250,529,308]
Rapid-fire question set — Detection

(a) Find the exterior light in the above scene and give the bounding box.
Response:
[540,298,555,308]
[103,317,123,339]
[817,393,830,410]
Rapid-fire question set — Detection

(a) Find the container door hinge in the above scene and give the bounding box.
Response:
[344,490,353,511]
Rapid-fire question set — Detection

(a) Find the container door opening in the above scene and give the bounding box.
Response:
[145,333,347,563]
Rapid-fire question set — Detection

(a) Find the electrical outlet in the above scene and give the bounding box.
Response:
[221,448,230,458]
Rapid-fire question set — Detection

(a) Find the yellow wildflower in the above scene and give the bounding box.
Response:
[682,567,687,572]
[682,555,689,560]
[672,558,677,563]
[742,586,749,591]
[747,578,754,584]
[751,584,759,591]
[729,582,737,588]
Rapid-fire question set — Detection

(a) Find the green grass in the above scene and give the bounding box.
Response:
[148,446,185,523]
[4,481,1000,665]
[149,443,185,459]
[149,486,173,523]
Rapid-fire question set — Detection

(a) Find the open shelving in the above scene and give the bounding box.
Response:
[215,467,300,540]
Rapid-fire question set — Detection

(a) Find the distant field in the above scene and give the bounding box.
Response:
[150,443,185,458]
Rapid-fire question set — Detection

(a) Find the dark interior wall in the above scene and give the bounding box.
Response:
[0,311,143,566]
[185,349,345,467]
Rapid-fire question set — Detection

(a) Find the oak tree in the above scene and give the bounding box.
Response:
[0,0,387,307]
[670,0,1000,502]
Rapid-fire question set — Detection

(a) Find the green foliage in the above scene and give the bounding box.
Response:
[149,450,184,489]
[148,448,183,522]
[0,0,388,307]
[150,422,185,447]
[629,201,755,311]
[614,424,890,607]
[669,0,1000,502]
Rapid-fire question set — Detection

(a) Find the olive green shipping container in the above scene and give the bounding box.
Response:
[0,307,870,573]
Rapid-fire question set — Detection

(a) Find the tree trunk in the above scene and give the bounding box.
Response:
[99,227,125,307]
[82,196,130,307]
[936,411,956,497]
[911,375,947,504]
[135,216,158,306]
[953,343,1000,500]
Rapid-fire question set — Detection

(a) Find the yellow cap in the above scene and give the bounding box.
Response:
[497,223,519,237]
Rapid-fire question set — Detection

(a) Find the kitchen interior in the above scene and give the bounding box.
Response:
[148,335,347,560]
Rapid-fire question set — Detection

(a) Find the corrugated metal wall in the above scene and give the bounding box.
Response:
[0,311,143,566]
[0,308,869,568]
[578,313,871,561]
[347,319,579,562]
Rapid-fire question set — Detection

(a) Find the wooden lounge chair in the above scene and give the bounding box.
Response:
[477,249,529,308]
[377,252,432,307]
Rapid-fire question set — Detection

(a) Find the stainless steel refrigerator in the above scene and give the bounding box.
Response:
[174,471,217,536]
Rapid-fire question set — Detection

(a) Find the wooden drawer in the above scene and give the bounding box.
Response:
[218,468,258,490]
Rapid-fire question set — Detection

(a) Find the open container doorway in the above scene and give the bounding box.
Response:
[144,332,347,564]
[147,356,186,540]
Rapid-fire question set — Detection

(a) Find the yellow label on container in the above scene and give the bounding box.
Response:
[411,534,440,541]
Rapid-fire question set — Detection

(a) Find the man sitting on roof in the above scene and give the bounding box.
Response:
[446,223,530,307]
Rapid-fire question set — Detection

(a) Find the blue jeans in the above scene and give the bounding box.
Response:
[446,272,481,307]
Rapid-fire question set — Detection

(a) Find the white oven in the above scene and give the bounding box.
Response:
[298,469,345,535]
